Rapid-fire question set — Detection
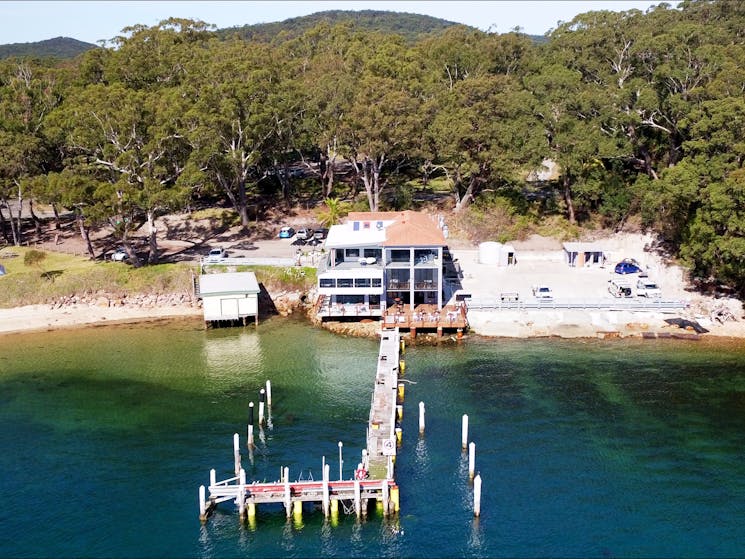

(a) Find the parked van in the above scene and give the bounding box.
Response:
[608,278,633,298]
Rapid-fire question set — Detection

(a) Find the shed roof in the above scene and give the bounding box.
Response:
[562,242,607,253]
[199,272,260,296]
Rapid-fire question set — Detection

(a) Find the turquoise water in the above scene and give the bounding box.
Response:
[0,318,744,558]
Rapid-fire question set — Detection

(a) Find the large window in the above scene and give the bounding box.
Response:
[389,249,410,263]
[415,269,436,289]
[319,278,336,288]
[337,278,353,288]
[372,278,382,288]
[345,248,360,259]
[355,278,371,287]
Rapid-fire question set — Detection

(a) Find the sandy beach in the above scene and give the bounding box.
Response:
[0,302,202,336]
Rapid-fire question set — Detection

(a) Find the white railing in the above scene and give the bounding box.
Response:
[465,297,689,311]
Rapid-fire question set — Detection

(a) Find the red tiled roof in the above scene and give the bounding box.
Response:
[346,211,445,246]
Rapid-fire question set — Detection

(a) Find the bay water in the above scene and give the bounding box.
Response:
[0,318,744,558]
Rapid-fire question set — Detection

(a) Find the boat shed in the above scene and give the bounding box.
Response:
[563,242,607,268]
[199,272,260,326]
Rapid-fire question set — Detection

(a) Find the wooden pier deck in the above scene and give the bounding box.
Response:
[199,328,405,521]
[382,303,468,335]
[366,328,402,479]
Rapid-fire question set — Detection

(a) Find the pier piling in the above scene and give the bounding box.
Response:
[259,389,266,426]
[247,402,255,448]
[461,414,469,450]
[419,401,425,434]
[473,474,482,517]
[233,433,241,476]
[265,380,272,407]
[468,442,476,479]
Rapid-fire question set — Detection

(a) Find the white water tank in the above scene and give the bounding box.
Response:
[478,242,501,265]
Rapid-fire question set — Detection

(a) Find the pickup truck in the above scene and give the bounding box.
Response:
[532,285,553,300]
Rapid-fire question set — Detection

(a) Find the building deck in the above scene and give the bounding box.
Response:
[382,303,468,333]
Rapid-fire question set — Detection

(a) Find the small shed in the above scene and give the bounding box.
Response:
[478,242,517,266]
[563,242,607,268]
[199,271,260,326]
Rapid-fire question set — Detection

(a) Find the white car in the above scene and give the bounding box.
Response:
[532,285,553,300]
[111,248,128,262]
[608,278,633,298]
[636,279,661,297]
[205,248,226,262]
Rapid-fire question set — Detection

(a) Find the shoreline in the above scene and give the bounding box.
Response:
[3,300,744,341]
[0,302,203,336]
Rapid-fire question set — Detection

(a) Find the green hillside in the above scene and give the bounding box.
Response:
[217,9,463,42]
[0,37,97,60]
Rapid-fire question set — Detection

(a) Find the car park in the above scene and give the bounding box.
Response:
[278,226,295,239]
[636,278,661,297]
[111,248,128,262]
[614,260,642,274]
[205,248,226,262]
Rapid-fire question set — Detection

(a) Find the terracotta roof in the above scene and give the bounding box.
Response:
[346,211,446,246]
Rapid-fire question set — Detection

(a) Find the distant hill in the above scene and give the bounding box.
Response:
[0,37,97,60]
[217,9,464,43]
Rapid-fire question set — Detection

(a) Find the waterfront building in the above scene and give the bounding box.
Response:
[316,211,448,319]
[198,271,260,326]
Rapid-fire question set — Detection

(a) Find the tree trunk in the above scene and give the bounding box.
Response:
[28,199,42,238]
[454,177,476,212]
[237,177,250,228]
[563,174,576,224]
[14,185,23,246]
[76,211,95,258]
[0,202,9,242]
[52,203,61,230]
[147,210,159,264]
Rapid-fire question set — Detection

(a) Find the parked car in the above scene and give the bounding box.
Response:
[278,226,295,239]
[614,260,642,274]
[636,279,662,298]
[608,278,633,298]
[296,227,314,241]
[313,228,329,240]
[111,248,128,262]
[532,285,553,300]
[205,248,226,262]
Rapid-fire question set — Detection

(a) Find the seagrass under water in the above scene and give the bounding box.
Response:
[0,317,744,558]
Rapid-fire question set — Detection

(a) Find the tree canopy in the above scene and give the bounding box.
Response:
[2,1,745,294]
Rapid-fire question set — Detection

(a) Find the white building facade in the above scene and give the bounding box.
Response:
[316,211,447,317]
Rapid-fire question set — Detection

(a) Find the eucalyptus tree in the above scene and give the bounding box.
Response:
[331,31,424,211]
[279,23,360,198]
[47,83,192,265]
[0,59,64,245]
[427,72,543,212]
[418,29,542,212]
[181,39,285,227]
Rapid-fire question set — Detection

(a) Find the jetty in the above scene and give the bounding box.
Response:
[198,329,405,522]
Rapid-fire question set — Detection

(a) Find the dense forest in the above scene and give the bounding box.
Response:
[1,1,744,293]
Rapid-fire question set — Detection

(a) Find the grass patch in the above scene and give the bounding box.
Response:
[0,246,196,307]
[202,264,317,292]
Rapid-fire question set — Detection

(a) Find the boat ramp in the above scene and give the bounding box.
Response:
[198,329,406,523]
